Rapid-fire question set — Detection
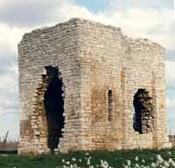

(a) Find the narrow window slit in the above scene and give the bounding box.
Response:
[108,90,113,122]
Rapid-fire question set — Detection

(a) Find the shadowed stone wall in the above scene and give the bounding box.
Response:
[18,18,170,154]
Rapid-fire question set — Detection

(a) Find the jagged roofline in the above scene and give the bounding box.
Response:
[19,18,165,50]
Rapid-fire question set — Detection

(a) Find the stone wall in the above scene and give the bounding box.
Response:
[18,18,170,154]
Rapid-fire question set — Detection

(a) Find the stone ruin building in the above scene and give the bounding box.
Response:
[18,18,170,154]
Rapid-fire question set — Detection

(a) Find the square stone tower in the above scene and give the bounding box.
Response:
[18,18,170,154]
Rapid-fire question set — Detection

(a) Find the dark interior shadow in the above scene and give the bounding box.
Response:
[44,66,64,152]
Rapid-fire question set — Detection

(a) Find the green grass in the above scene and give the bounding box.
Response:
[0,148,175,168]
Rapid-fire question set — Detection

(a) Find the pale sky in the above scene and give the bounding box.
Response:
[0,0,174,140]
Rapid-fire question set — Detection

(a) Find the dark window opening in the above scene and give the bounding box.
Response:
[108,90,113,121]
[44,66,64,152]
[133,89,154,134]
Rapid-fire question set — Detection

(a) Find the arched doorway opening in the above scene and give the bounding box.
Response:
[44,66,64,152]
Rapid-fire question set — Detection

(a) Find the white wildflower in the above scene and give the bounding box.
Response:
[89,166,94,168]
[66,161,70,165]
[163,161,170,167]
[135,163,140,167]
[151,162,156,167]
[167,151,171,156]
[87,157,91,165]
[100,160,109,168]
[142,159,145,163]
[156,154,164,163]
[135,156,139,161]
[168,158,175,167]
[85,152,89,156]
[126,160,131,166]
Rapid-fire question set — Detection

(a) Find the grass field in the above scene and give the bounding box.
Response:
[0,149,175,168]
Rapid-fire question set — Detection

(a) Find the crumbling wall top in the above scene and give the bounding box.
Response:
[19,18,165,52]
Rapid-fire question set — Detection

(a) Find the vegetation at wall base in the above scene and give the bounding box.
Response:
[1,149,175,167]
